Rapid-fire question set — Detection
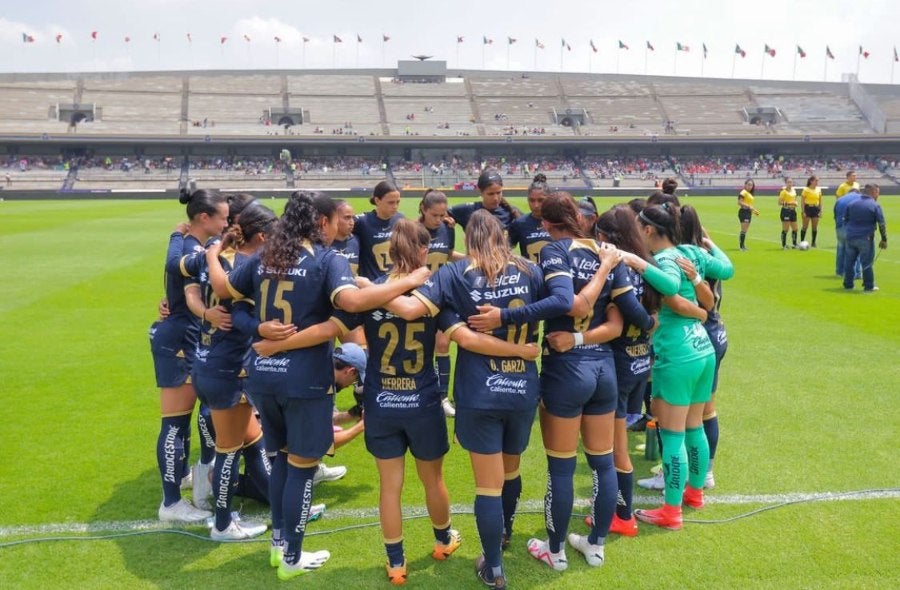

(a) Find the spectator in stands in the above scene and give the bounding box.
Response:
[842,184,887,292]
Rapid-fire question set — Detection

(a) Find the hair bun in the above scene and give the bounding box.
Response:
[533,173,547,183]
[178,188,193,205]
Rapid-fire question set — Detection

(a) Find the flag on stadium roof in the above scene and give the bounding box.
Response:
[383,34,390,42]
[186,33,192,43]
[764,44,776,57]
[535,38,545,49]
[859,45,870,59]
[796,45,806,58]
[894,46,899,62]
[591,40,598,53]
[483,36,493,45]
[334,35,343,43]
[153,33,159,41]
[735,44,746,57]
[677,42,689,52]
[91,31,98,40]
[646,41,655,51]
[243,34,251,42]
[508,37,517,45]
[55,33,63,43]
[124,36,131,43]
[826,46,835,59]
[702,43,708,59]
[220,36,228,44]
[274,36,282,43]
[618,40,628,50]
[457,35,464,43]
[302,36,310,43]
[22,33,35,43]
[357,34,363,43]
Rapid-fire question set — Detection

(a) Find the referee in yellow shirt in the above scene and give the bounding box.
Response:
[738,179,759,251]
[800,175,822,247]
[778,177,799,249]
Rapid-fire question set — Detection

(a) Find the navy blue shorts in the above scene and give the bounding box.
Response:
[616,369,650,418]
[193,371,245,410]
[149,320,196,388]
[254,394,334,459]
[455,407,536,455]
[738,208,753,223]
[364,405,449,461]
[707,325,728,393]
[540,354,617,418]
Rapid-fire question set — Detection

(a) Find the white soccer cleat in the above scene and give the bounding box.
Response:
[637,471,666,490]
[211,518,268,541]
[441,398,456,418]
[567,533,605,567]
[158,499,212,523]
[192,461,214,510]
[313,463,347,485]
[277,550,331,580]
[526,538,568,571]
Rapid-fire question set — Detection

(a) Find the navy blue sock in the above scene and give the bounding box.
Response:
[435,354,451,399]
[269,452,287,533]
[197,403,216,465]
[615,470,634,520]
[385,540,405,567]
[243,436,271,503]
[157,414,190,506]
[474,494,504,570]
[704,414,720,462]
[213,448,241,531]
[545,455,576,553]
[501,474,521,538]
[433,525,451,545]
[180,411,192,478]
[585,452,616,545]
[282,463,317,565]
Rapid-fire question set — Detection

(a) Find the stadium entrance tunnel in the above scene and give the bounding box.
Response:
[58,104,96,126]
[277,116,296,127]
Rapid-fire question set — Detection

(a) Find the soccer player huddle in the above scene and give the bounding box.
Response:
[149,171,734,587]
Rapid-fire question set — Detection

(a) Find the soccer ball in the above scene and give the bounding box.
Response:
[798,241,810,250]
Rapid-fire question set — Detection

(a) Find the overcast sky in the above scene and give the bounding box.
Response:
[2,0,899,84]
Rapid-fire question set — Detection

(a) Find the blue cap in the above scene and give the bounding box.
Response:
[334,343,367,383]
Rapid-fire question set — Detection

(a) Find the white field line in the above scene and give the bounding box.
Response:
[1,490,897,538]
[711,230,899,264]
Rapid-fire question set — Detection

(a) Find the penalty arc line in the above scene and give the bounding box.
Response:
[1,489,898,538]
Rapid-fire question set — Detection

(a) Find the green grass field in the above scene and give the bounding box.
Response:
[1,194,898,589]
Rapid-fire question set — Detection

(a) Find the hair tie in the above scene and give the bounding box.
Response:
[638,210,666,231]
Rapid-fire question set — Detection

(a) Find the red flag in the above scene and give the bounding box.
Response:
[483,36,493,45]
[646,41,655,51]
[22,33,35,43]
[91,31,98,40]
[457,35,464,43]
[618,40,628,50]
[274,36,282,43]
[186,33,192,43]
[676,42,690,52]
[153,33,159,41]
[333,35,343,43]
[220,36,228,44]
[735,44,746,58]
[859,45,869,59]
[124,36,131,43]
[826,46,835,60]
[357,34,363,43]
[764,44,776,57]
[535,39,545,49]
[55,33,62,43]
[383,34,390,42]
[796,45,806,58]
[243,34,251,42]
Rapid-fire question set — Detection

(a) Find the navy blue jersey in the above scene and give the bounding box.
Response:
[449,201,518,231]
[425,222,456,272]
[330,235,360,275]
[539,239,633,356]
[183,249,253,376]
[508,214,551,263]
[611,266,652,378]
[352,211,404,280]
[226,243,357,398]
[163,232,204,322]
[413,259,543,411]
[339,276,443,417]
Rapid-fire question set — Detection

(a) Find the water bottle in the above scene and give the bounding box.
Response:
[644,420,660,461]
